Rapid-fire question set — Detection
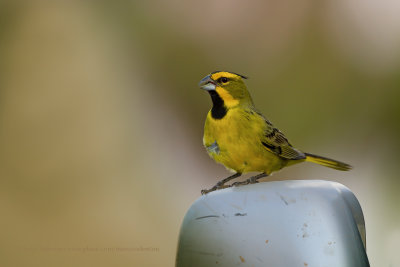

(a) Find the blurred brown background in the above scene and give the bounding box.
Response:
[0,1,399,266]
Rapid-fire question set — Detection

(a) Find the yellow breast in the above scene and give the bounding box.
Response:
[203,107,284,174]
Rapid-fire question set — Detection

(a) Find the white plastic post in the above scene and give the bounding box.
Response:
[176,180,369,267]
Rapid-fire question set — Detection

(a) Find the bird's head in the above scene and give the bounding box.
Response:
[198,71,253,108]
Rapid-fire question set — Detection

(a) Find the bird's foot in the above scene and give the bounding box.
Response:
[232,173,266,187]
[201,184,230,195]
[248,176,261,184]
[201,173,242,195]
[231,180,252,187]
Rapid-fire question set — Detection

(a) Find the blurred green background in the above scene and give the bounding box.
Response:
[0,1,399,266]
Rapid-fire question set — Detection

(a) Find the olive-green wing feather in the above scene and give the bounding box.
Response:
[260,116,306,160]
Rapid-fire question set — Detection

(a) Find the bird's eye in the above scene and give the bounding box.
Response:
[219,77,229,83]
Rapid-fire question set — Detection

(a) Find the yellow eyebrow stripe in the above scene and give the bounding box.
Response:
[211,72,240,81]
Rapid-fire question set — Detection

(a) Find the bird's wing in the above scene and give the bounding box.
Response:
[260,115,306,160]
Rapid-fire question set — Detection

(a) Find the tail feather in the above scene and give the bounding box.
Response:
[305,153,352,171]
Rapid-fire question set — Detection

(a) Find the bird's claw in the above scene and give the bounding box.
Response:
[201,189,211,195]
[231,181,250,187]
[249,177,260,184]
[216,180,225,187]
[201,184,230,195]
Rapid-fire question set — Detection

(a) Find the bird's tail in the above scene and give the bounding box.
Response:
[304,153,352,171]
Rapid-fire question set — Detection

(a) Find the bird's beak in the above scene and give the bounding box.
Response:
[198,74,216,91]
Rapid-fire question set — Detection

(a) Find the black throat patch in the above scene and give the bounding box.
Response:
[208,91,227,119]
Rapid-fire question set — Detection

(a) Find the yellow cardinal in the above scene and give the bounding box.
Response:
[199,71,351,194]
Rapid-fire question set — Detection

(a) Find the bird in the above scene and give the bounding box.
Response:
[199,71,351,194]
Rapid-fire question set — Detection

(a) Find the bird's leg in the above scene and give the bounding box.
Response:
[201,173,242,195]
[248,172,268,183]
[232,173,268,187]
